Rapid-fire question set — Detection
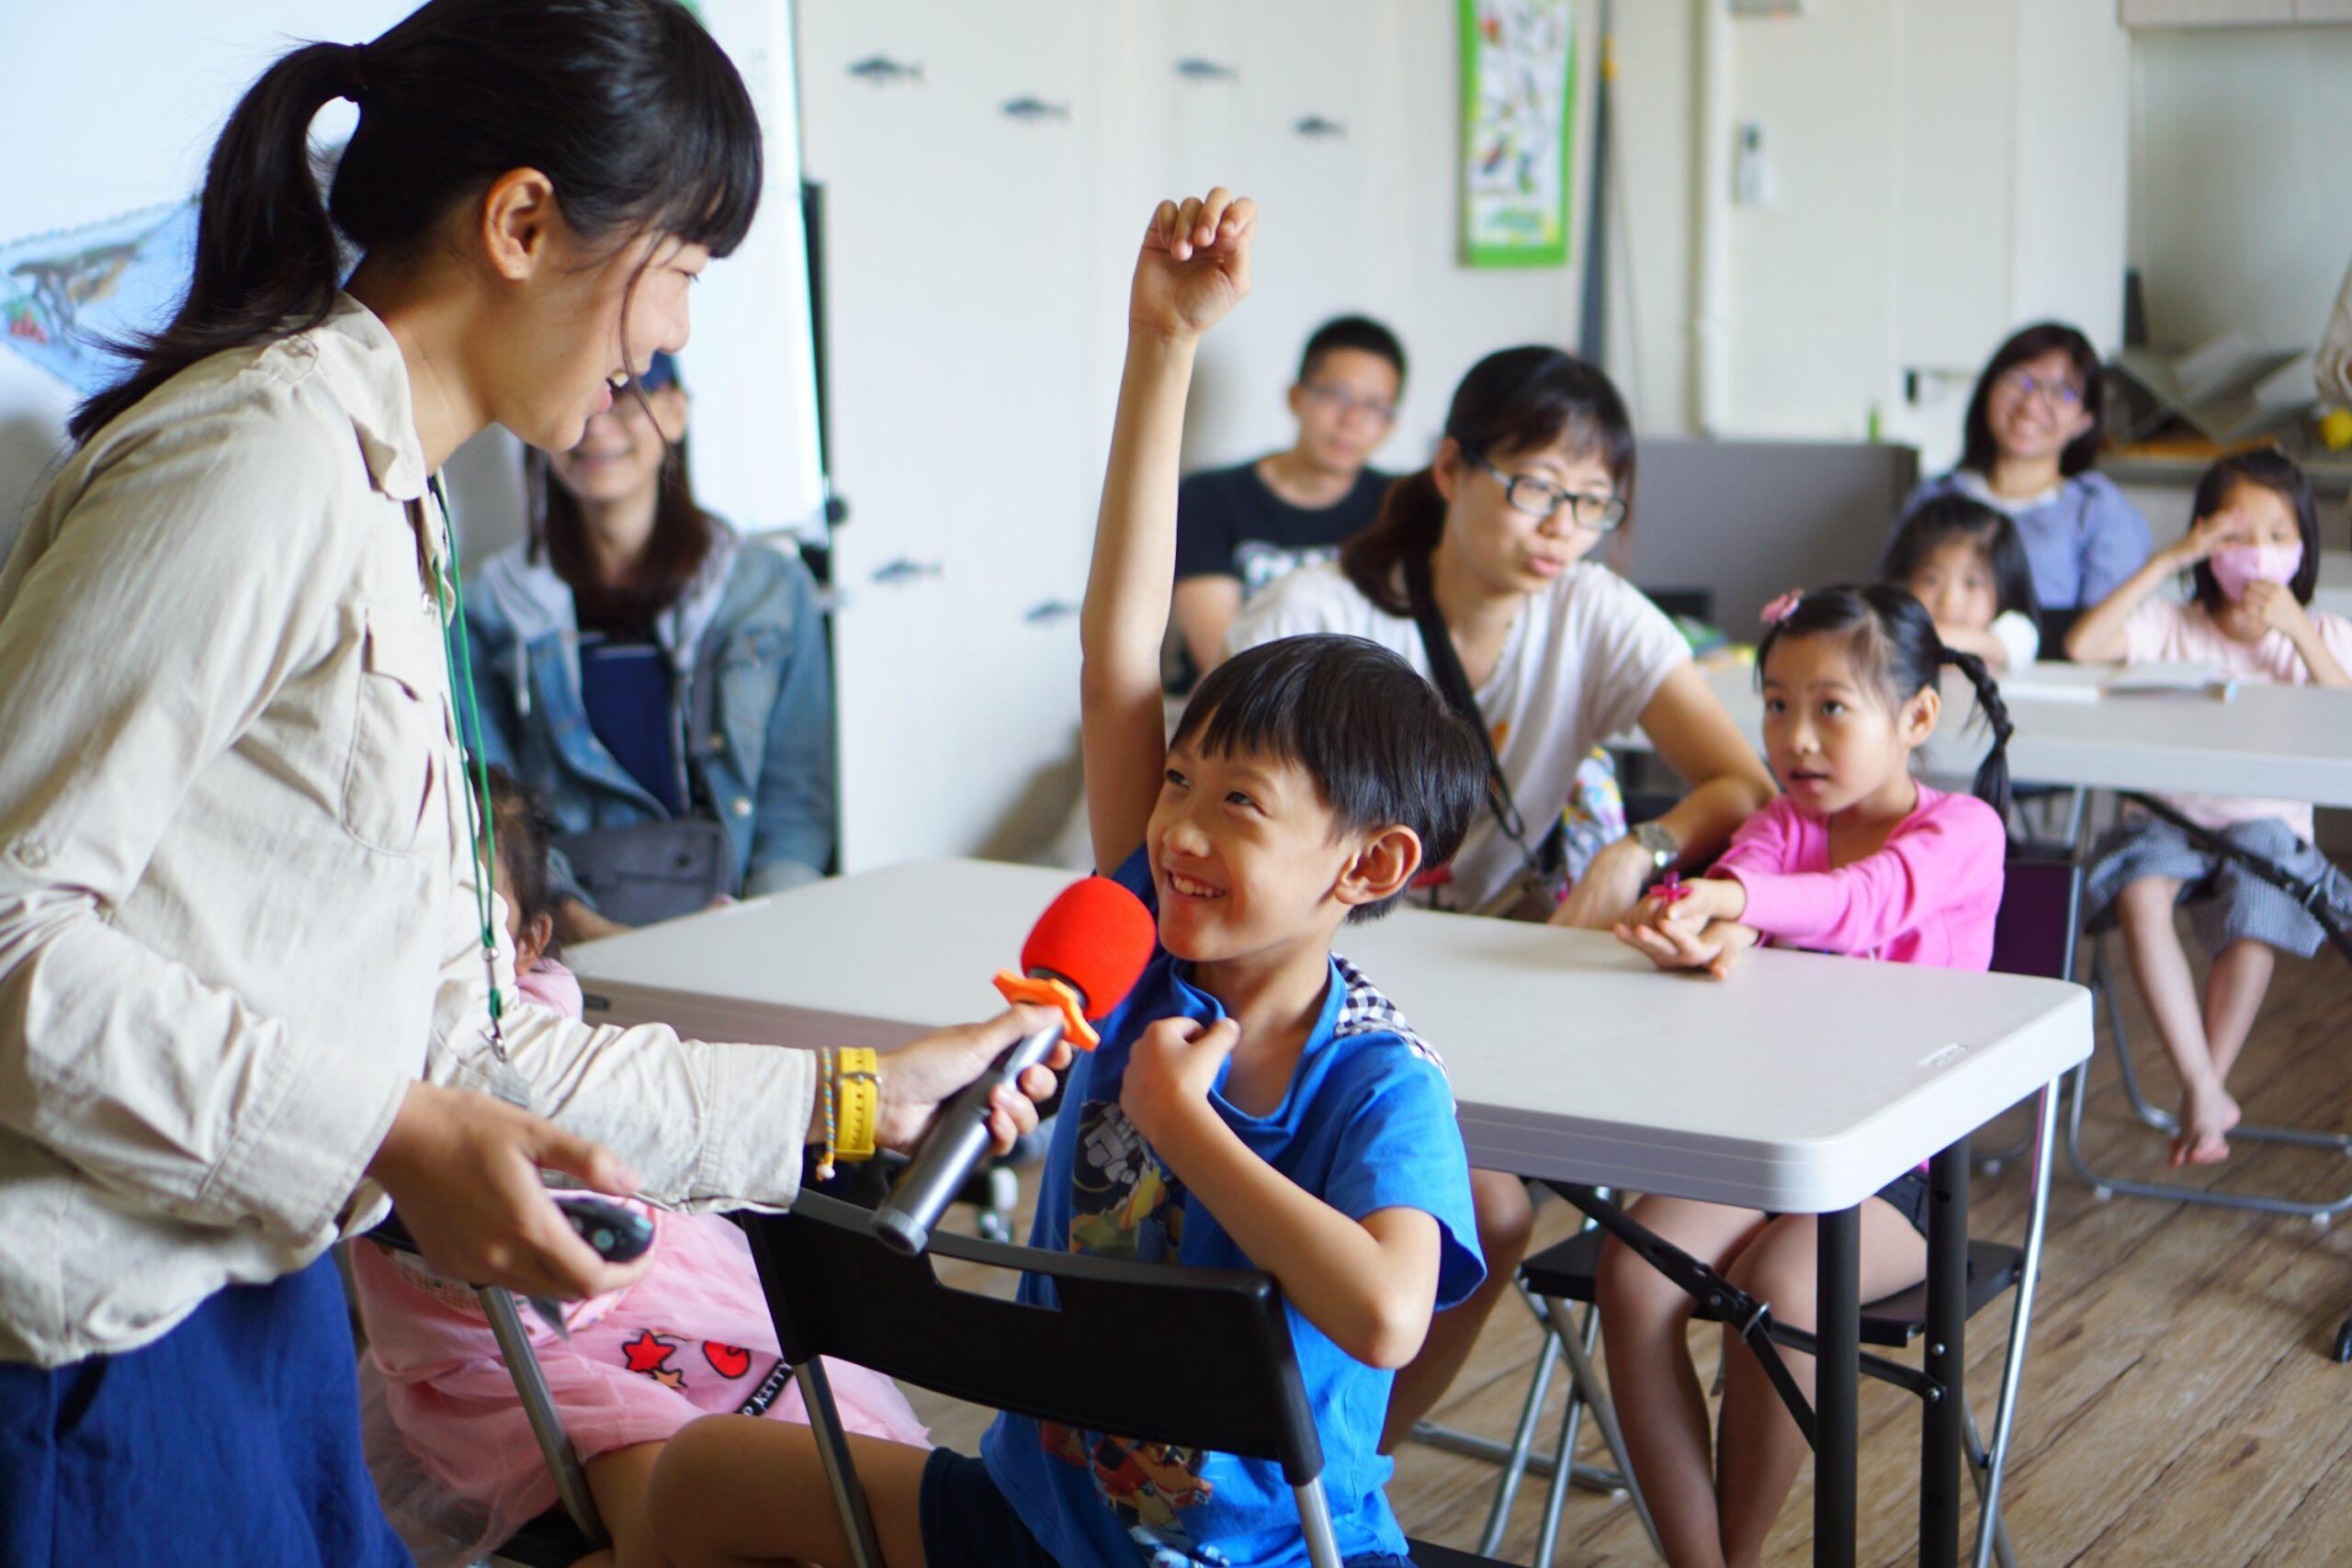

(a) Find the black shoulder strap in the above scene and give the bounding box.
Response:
[1402,556,1563,876]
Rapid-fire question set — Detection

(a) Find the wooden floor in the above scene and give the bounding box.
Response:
[905,923,2352,1566]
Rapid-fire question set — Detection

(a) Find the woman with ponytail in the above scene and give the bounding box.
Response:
[1224,347,1775,1443]
[0,4,1054,1557]
[1230,347,1774,927]
[1602,583,2011,1567]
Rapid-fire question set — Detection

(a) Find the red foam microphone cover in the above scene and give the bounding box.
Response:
[1021,876,1158,1020]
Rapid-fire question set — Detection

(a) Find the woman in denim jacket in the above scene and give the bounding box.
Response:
[464,352,835,935]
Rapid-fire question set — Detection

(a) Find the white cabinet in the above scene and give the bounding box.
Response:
[797,0,1112,871]
[798,0,1585,871]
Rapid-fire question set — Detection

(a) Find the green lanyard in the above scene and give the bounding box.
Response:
[419,477,509,1057]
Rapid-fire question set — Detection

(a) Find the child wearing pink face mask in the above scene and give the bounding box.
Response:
[2067,448,2352,1167]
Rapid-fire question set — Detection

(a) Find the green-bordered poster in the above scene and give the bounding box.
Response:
[1460,0,1577,268]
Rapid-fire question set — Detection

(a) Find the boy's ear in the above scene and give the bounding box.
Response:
[1900,685,1941,749]
[1335,824,1423,914]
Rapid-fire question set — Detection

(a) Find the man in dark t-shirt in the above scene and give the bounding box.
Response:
[1167,315,1406,692]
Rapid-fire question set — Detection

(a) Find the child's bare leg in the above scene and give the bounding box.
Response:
[1381,1168,1535,1450]
[565,1441,671,1568]
[2113,876,2236,1164]
[1713,1204,1926,1568]
[649,1413,932,1568]
[1594,1197,1769,1568]
[2201,938,2276,1085]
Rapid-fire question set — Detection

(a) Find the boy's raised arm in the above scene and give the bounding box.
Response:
[1081,190,1255,874]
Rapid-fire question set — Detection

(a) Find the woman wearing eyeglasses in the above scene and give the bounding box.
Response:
[1899,321,2151,612]
[463,351,835,939]
[1224,347,1776,1442]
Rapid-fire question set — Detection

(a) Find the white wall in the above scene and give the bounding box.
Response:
[1599,0,2129,473]
[0,2,413,549]
[1724,0,1904,443]
[1157,0,1594,479]
[0,1,811,564]
[1601,1,1696,435]
[2129,27,2352,353]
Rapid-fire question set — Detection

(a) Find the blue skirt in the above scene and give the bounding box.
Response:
[0,1252,408,1567]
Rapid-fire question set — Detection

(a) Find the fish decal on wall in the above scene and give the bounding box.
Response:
[1001,96,1071,122]
[848,55,923,85]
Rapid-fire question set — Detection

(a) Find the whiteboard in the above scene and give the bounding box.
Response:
[0,0,822,560]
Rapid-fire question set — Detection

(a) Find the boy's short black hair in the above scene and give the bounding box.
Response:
[1298,315,1407,387]
[1170,634,1485,923]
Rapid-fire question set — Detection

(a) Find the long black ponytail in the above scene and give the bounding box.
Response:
[1758,583,2015,816]
[72,0,762,445]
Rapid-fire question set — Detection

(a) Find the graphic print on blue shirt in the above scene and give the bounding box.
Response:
[980,848,1485,1568]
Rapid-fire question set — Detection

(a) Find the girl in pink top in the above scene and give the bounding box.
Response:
[2066,449,2352,1168]
[1600,584,2014,1568]
[351,771,927,1567]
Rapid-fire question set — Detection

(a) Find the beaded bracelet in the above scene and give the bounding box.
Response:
[814,1045,839,1181]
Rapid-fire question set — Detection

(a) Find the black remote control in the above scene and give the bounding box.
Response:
[556,1195,654,1263]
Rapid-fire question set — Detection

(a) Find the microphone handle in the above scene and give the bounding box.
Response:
[872,1020,1066,1256]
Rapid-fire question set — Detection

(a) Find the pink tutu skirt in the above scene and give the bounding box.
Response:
[349,1203,928,1565]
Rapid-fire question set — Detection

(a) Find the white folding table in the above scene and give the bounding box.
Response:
[1675,660,2352,810]
[571,858,2091,1568]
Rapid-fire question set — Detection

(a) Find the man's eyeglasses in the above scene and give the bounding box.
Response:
[1465,448,1626,532]
[1300,382,1397,424]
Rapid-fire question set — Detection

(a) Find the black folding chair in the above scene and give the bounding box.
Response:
[739,1190,1510,1568]
[1475,845,2075,1568]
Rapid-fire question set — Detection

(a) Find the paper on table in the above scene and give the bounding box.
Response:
[1996,661,2237,704]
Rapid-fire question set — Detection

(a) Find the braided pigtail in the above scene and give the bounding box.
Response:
[1942,646,2014,816]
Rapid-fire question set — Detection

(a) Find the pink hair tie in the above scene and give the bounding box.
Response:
[1760,591,1803,626]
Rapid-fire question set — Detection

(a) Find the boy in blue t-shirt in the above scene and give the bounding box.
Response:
[649,188,1491,1568]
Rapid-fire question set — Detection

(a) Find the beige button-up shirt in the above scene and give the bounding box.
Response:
[0,298,814,1367]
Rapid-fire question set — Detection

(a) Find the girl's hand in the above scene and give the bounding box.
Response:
[1618,875,1744,937]
[2244,580,2312,641]
[2169,506,2248,568]
[872,1007,1067,1156]
[367,1081,650,1302]
[1130,189,1256,344]
[1120,1015,1238,1146]
[1614,915,1750,979]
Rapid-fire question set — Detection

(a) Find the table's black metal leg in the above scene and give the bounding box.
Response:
[1815,1204,1860,1568]
[1922,1138,1970,1568]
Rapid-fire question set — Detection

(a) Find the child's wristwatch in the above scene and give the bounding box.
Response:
[1630,821,1680,880]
